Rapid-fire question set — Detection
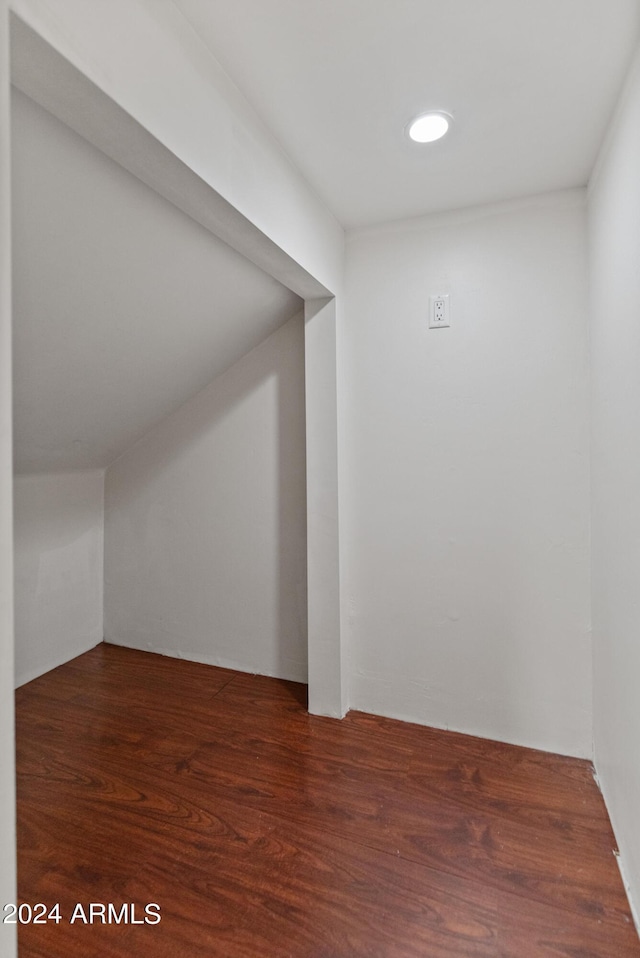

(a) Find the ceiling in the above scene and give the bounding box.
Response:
[173,0,640,228]
[11,2,640,474]
[11,89,302,474]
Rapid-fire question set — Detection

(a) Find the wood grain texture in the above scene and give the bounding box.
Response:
[15,643,640,957]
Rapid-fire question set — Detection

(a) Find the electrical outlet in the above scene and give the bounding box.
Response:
[429,294,450,328]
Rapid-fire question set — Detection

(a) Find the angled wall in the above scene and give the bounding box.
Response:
[9,0,344,296]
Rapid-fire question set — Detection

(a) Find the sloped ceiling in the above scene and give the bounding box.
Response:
[11,89,302,474]
[174,0,640,228]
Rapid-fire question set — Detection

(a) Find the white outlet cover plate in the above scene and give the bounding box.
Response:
[429,294,450,328]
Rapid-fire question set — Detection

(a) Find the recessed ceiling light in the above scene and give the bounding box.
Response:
[407,112,451,143]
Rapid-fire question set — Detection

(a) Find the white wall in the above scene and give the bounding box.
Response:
[306,296,345,714]
[105,313,307,682]
[0,1,16,952]
[13,470,104,687]
[589,44,640,925]
[11,86,302,475]
[343,190,591,758]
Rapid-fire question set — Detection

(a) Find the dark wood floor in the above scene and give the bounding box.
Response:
[15,644,639,957]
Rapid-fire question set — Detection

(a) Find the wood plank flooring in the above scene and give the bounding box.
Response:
[15,643,640,957]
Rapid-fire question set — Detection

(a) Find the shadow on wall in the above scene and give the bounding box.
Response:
[103,310,308,684]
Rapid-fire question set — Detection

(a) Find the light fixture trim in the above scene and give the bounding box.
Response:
[406,111,452,143]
